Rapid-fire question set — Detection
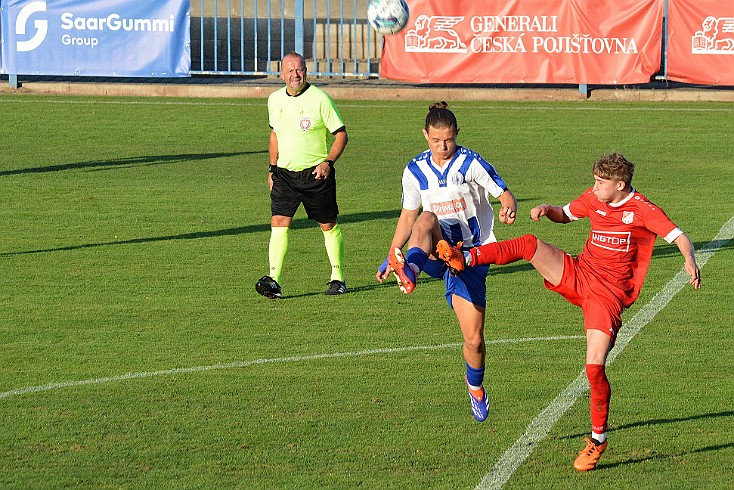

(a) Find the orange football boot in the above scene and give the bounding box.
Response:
[436,240,465,276]
[387,247,416,294]
[573,437,608,471]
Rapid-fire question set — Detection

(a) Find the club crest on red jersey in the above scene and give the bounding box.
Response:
[622,211,634,224]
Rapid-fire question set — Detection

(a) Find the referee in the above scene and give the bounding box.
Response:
[256,52,349,298]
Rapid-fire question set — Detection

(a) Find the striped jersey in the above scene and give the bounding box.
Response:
[401,146,508,247]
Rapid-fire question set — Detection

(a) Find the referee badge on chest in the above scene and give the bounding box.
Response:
[299,116,312,132]
[450,172,465,185]
[622,211,634,224]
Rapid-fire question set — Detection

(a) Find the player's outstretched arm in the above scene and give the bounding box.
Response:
[673,233,701,289]
[530,204,570,223]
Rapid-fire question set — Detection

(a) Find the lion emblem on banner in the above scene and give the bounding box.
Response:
[692,16,734,54]
[405,15,467,53]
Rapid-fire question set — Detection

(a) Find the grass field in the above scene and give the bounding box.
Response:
[1,94,733,489]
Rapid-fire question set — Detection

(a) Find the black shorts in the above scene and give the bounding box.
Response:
[270,166,339,223]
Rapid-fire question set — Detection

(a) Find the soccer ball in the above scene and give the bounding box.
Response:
[367,0,410,35]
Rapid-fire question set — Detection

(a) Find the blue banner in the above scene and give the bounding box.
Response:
[1,0,190,77]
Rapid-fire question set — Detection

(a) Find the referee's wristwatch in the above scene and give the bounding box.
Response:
[269,164,277,173]
[324,159,334,168]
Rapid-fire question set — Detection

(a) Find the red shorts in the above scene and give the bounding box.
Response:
[543,253,625,343]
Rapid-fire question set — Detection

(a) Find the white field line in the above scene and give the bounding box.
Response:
[0,98,733,112]
[477,215,734,490]
[0,335,582,400]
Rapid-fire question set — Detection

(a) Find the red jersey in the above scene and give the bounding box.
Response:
[564,188,683,307]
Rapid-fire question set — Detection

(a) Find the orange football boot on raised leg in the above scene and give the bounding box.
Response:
[436,240,465,276]
[388,247,416,294]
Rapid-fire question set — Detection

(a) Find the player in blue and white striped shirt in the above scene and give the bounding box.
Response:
[376,102,517,422]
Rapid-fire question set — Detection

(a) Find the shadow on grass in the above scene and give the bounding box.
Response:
[563,410,734,442]
[614,410,734,432]
[1,209,401,256]
[0,151,259,176]
[558,410,734,470]
[596,441,734,471]
[489,262,536,275]
[270,277,427,299]
[5,196,729,264]
[651,239,734,258]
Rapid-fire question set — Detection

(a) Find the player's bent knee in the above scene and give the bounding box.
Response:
[413,211,439,233]
[418,211,439,224]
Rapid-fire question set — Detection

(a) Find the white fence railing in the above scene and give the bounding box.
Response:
[191,0,383,77]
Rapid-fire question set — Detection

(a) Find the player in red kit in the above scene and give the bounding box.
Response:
[436,153,701,471]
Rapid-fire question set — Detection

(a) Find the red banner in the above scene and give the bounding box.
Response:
[380,0,663,84]
[667,0,734,85]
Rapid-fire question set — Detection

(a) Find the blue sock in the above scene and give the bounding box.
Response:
[466,362,485,388]
[405,247,428,274]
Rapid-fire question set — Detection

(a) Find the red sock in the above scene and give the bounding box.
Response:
[586,364,611,434]
[470,234,538,266]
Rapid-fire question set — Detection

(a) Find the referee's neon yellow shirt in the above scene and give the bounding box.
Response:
[268,84,345,172]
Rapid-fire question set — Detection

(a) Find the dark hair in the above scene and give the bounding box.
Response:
[593,153,635,185]
[425,101,458,132]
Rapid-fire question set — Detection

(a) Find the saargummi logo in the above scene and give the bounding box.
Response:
[12,0,177,51]
[15,1,48,52]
